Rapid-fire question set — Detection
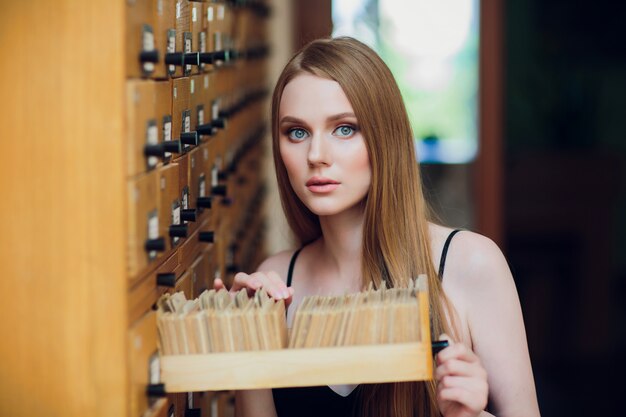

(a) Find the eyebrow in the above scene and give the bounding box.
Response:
[279,112,357,125]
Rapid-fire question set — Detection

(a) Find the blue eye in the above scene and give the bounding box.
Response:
[334,125,356,137]
[288,128,309,141]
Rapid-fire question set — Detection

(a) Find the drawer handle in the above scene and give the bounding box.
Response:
[146,383,166,397]
[156,273,176,287]
[165,52,199,67]
[196,197,212,209]
[198,231,214,243]
[169,224,188,238]
[162,140,182,154]
[195,122,215,136]
[144,238,166,252]
[139,49,160,63]
[143,143,165,158]
[212,185,227,196]
[180,131,199,147]
[181,209,197,222]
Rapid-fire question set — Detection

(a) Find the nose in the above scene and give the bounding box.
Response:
[307,132,332,168]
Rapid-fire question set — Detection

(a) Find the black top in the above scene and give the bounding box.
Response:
[272,229,463,416]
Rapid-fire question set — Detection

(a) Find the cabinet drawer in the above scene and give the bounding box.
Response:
[174,0,192,78]
[157,163,181,253]
[172,77,193,153]
[126,0,157,79]
[128,252,179,324]
[128,310,159,417]
[128,170,164,279]
[126,80,158,177]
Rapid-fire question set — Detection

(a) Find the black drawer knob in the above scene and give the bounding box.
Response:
[140,49,160,63]
[156,273,176,287]
[181,209,197,222]
[212,117,227,129]
[196,123,214,136]
[212,185,227,196]
[196,197,212,209]
[162,140,182,154]
[180,131,199,146]
[144,143,165,157]
[145,237,166,252]
[169,224,188,238]
[165,52,199,67]
[199,231,214,243]
[146,383,166,397]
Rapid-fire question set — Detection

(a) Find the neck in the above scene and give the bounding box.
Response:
[316,201,366,290]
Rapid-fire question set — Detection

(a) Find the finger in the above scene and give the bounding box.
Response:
[267,271,290,298]
[213,277,226,291]
[437,375,488,396]
[437,341,480,365]
[230,272,252,292]
[285,287,295,308]
[435,358,484,381]
[437,386,488,412]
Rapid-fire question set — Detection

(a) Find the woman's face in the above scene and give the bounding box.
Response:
[278,73,371,217]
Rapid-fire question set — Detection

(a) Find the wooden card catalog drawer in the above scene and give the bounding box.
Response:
[126,0,158,79]
[126,80,158,177]
[128,310,159,417]
[157,163,181,253]
[128,170,163,279]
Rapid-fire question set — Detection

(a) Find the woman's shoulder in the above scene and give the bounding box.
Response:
[256,248,301,281]
[429,223,511,290]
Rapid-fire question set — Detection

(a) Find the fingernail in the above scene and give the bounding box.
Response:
[282,290,290,298]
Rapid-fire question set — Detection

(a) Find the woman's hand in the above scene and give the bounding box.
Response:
[435,334,489,417]
[213,271,294,307]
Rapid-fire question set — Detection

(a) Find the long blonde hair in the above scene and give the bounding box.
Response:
[271,37,454,417]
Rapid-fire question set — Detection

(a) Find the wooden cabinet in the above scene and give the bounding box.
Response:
[0,1,270,416]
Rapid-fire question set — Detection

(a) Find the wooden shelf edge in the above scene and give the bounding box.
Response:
[161,342,433,392]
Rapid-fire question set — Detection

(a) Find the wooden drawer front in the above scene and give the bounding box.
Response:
[126,80,158,177]
[126,0,157,79]
[171,77,193,153]
[172,268,193,299]
[153,0,175,79]
[178,227,202,274]
[128,170,163,279]
[189,145,211,228]
[190,249,214,298]
[128,310,158,417]
[166,393,187,417]
[177,154,192,236]
[190,1,204,75]
[174,0,192,78]
[157,163,181,253]
[189,75,203,131]
[189,74,205,130]
[155,80,174,161]
[128,252,179,324]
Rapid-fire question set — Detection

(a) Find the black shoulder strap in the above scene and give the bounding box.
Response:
[438,229,462,280]
[286,248,303,287]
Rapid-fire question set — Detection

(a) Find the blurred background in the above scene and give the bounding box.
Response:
[268,0,626,414]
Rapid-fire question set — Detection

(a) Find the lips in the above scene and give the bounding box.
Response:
[306,176,340,193]
[306,176,340,186]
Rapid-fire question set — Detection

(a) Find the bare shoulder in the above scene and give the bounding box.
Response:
[429,223,511,291]
[256,249,298,282]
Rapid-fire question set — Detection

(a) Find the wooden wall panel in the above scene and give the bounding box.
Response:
[0,1,127,416]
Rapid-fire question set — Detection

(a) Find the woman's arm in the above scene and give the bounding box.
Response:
[235,390,278,417]
[444,233,540,417]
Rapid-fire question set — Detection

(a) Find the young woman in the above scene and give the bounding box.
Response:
[215,37,540,417]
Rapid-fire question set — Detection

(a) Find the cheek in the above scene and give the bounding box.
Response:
[346,140,372,186]
[279,142,303,181]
